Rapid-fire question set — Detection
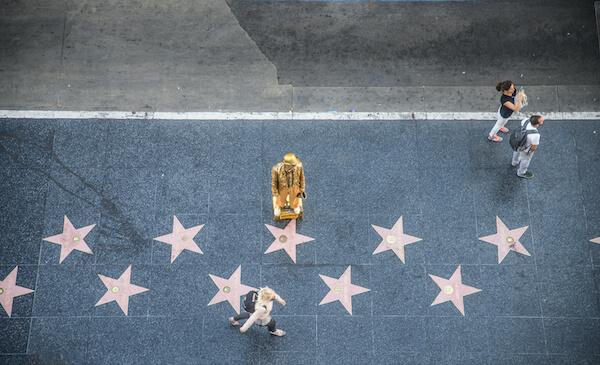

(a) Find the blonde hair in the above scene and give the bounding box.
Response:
[256,287,275,307]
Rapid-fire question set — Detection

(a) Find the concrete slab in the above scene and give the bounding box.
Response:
[292,86,424,113]
[58,0,291,112]
[424,85,566,116]
[596,1,600,54]
[518,86,561,113]
[423,86,495,113]
[230,0,600,87]
[0,0,291,112]
[1,0,599,114]
[0,0,66,109]
[558,85,600,112]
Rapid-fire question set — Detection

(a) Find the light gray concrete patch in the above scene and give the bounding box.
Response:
[292,87,424,113]
[423,85,564,115]
[557,85,600,112]
[0,0,290,112]
[422,86,495,113]
[152,71,291,112]
[58,0,290,112]
[519,86,561,113]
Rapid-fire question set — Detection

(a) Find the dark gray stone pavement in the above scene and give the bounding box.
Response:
[1,117,600,364]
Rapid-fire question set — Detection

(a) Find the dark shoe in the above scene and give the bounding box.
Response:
[517,171,534,179]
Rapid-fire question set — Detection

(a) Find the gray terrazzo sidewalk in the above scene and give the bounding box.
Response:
[1,117,600,364]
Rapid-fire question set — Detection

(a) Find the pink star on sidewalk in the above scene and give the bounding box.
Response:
[429,265,481,316]
[319,265,370,315]
[95,265,149,315]
[207,265,257,314]
[372,216,422,263]
[0,266,34,317]
[590,237,600,244]
[264,219,314,263]
[43,215,95,263]
[478,216,530,263]
[154,216,205,263]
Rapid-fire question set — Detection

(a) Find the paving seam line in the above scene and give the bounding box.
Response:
[0,110,599,121]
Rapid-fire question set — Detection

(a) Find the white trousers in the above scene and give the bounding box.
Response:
[512,150,534,175]
[489,107,509,137]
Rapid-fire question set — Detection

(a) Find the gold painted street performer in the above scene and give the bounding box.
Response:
[271,153,306,218]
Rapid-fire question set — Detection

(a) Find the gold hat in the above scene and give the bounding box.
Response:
[283,153,299,165]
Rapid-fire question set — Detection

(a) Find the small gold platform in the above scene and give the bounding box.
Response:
[273,196,303,221]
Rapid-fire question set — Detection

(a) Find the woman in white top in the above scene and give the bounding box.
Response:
[229,287,287,337]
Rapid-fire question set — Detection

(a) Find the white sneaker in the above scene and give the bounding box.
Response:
[274,207,281,216]
[293,207,300,214]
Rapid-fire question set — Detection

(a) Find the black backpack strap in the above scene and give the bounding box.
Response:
[523,118,538,135]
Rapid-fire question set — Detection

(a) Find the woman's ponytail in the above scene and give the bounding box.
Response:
[496,80,513,92]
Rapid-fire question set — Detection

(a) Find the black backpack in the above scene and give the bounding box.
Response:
[509,118,538,152]
[242,290,262,313]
